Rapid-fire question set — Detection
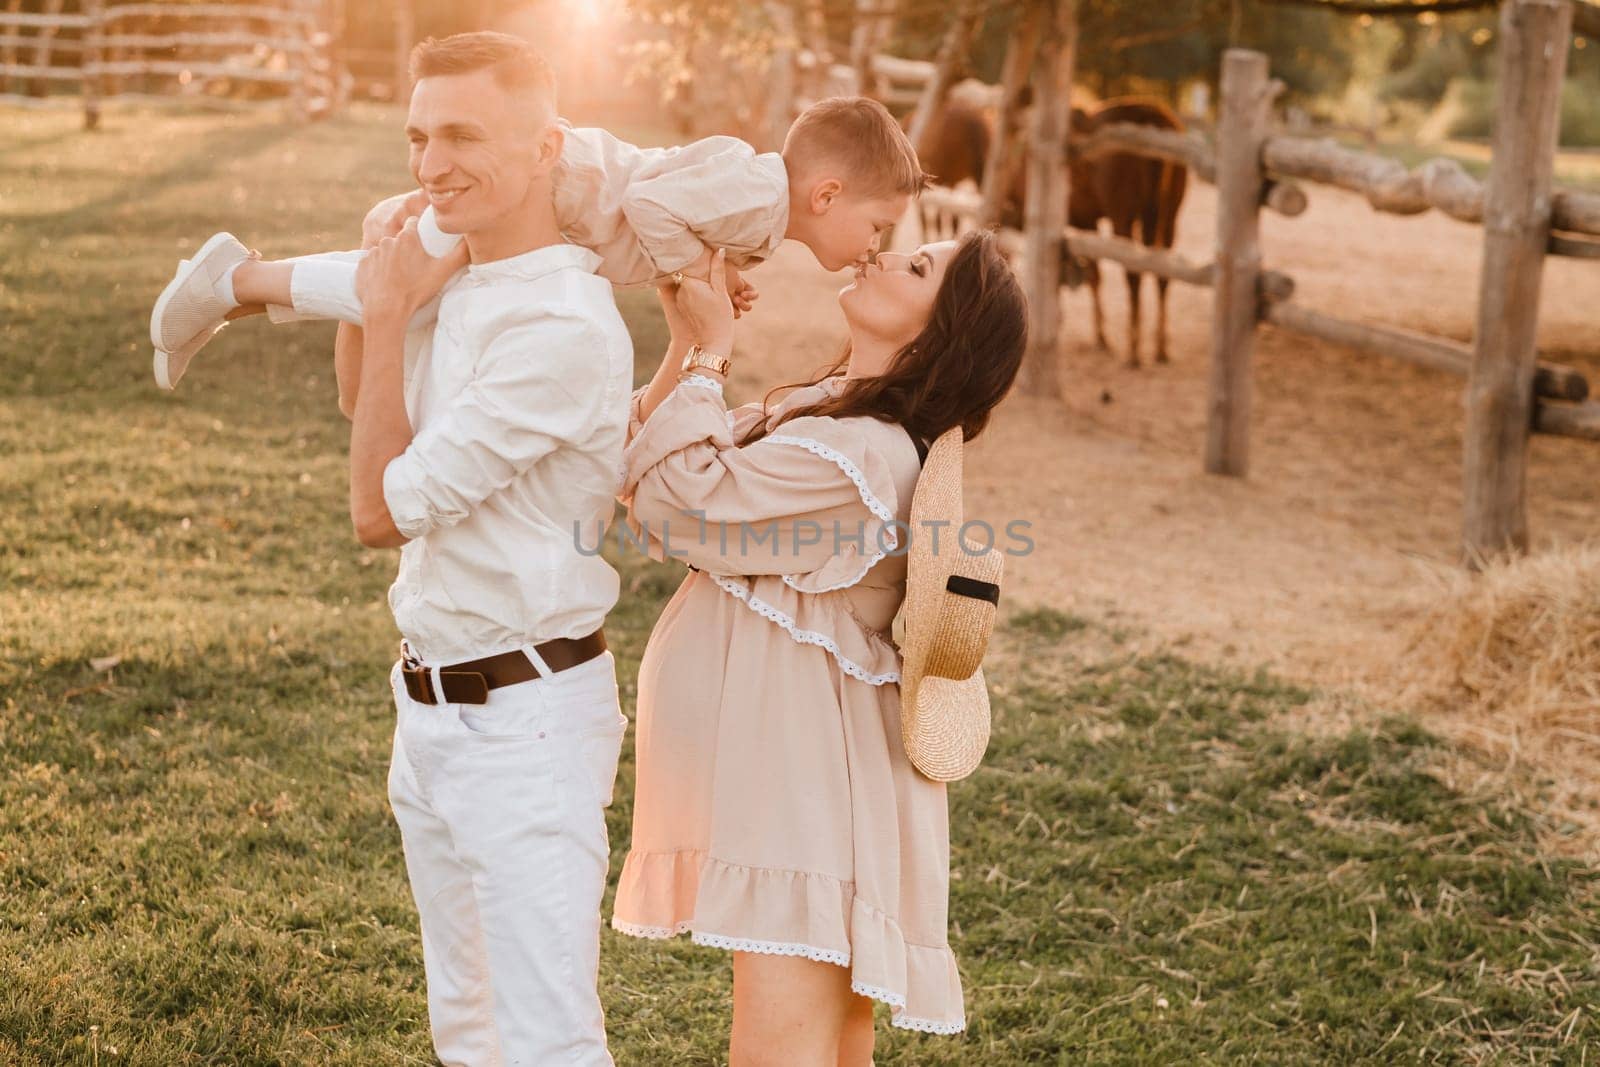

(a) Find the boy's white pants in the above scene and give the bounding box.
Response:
[386,647,628,1066]
[267,249,440,329]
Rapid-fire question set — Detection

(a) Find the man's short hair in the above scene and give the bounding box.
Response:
[782,97,929,199]
[409,31,556,111]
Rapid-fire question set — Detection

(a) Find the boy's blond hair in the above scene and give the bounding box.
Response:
[409,31,557,115]
[782,97,929,198]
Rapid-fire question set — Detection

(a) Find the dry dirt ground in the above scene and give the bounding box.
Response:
[722,179,1599,800]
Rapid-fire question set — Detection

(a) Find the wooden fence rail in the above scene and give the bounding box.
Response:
[0,0,333,124]
[903,26,1594,562]
[1262,133,1600,242]
[1262,301,1588,402]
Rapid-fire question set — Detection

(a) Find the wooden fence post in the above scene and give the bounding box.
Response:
[392,0,413,103]
[82,0,103,129]
[800,0,830,105]
[1018,0,1075,399]
[850,0,891,97]
[905,3,982,154]
[1204,49,1272,477]
[980,0,1042,228]
[0,0,19,97]
[1462,0,1574,562]
[28,0,63,97]
[764,1,797,151]
[288,1,308,121]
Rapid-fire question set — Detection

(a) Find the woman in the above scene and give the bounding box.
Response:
[611,230,1028,1064]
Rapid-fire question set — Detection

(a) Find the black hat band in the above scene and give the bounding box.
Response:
[945,574,1000,605]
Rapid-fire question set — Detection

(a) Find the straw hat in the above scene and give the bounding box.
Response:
[899,426,1004,782]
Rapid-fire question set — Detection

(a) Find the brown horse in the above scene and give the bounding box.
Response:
[1058,98,1189,367]
[916,95,1189,367]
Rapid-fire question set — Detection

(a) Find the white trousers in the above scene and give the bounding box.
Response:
[266,249,440,329]
[386,647,628,1066]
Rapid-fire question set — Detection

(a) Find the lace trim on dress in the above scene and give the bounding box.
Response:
[689,931,851,967]
[610,917,692,939]
[888,1013,968,1035]
[850,979,906,1009]
[614,923,961,1029]
[678,373,725,393]
[707,573,901,686]
[762,434,900,595]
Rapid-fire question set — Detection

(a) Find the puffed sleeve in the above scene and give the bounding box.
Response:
[618,138,787,277]
[617,376,903,590]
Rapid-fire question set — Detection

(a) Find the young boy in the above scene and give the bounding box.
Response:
[150,94,928,391]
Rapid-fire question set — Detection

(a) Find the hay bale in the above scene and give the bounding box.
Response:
[1398,541,1600,754]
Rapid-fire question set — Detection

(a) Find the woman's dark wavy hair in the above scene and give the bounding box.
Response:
[735,229,1028,453]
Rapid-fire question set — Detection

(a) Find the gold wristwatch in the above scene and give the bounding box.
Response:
[681,343,732,376]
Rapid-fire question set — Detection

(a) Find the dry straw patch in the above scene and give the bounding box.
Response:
[1390,541,1600,853]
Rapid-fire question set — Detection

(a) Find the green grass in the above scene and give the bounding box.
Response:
[3,106,1597,1065]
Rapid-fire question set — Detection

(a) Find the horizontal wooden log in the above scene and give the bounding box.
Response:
[1072,121,1217,184]
[0,34,84,52]
[1533,401,1600,440]
[1263,178,1308,217]
[994,223,1294,299]
[1262,135,1486,223]
[1549,231,1600,259]
[1258,270,1295,303]
[87,59,300,82]
[0,63,82,80]
[1262,133,1600,237]
[1553,191,1600,237]
[101,4,315,24]
[918,183,982,215]
[869,53,934,83]
[0,12,89,29]
[101,32,310,52]
[1264,301,1588,402]
[1064,227,1214,286]
[65,89,292,109]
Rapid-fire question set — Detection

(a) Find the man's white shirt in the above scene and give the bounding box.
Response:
[380,242,633,664]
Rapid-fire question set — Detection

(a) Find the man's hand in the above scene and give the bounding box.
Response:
[357,216,469,321]
[362,189,431,250]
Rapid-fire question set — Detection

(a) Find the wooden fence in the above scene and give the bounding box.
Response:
[894,16,1599,564]
[0,0,339,126]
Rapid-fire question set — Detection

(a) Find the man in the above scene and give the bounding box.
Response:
[346,33,632,1066]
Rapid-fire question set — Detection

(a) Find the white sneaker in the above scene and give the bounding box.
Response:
[150,231,249,390]
[153,318,227,392]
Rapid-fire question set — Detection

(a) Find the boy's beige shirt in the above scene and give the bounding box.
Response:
[552,120,790,288]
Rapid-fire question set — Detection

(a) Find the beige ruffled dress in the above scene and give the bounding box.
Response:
[608,371,965,1035]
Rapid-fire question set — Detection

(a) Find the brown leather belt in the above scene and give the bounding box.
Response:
[400,628,607,706]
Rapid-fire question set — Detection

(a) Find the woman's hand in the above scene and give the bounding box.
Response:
[356,216,469,322]
[656,281,692,346]
[362,189,430,250]
[674,248,735,354]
